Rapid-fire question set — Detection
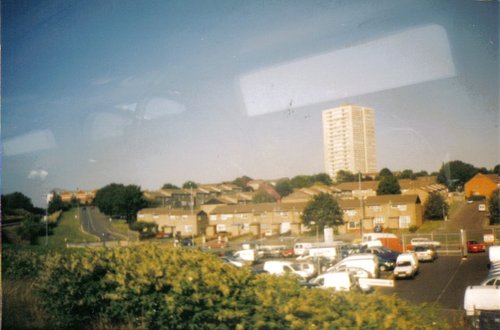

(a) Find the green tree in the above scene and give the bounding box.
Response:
[437,160,478,192]
[398,169,416,180]
[414,170,429,178]
[490,189,500,225]
[301,193,343,232]
[311,173,333,186]
[377,168,394,179]
[1,192,35,214]
[47,194,69,214]
[493,165,500,175]
[424,192,449,220]
[161,183,179,190]
[290,175,314,189]
[335,170,357,183]
[93,183,147,222]
[275,178,293,197]
[232,176,253,191]
[16,214,44,244]
[377,175,401,195]
[182,181,198,189]
[252,189,277,203]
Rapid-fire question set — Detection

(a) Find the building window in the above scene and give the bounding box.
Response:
[221,214,232,220]
[399,216,411,228]
[185,225,193,233]
[170,215,177,220]
[374,216,385,224]
[216,224,227,232]
[369,205,382,212]
[348,221,359,229]
[209,215,217,221]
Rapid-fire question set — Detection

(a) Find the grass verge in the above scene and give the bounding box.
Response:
[46,208,99,247]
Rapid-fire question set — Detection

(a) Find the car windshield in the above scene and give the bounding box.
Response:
[397,261,412,267]
[2,1,497,209]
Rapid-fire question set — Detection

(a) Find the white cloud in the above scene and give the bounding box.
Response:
[28,169,48,180]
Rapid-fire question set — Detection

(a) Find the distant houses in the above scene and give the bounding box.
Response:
[137,177,440,238]
[464,173,500,199]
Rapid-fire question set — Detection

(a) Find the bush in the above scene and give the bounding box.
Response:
[34,245,448,329]
[2,248,47,280]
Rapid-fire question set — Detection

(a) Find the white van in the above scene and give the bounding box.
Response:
[464,285,500,316]
[263,261,316,280]
[326,254,379,278]
[489,245,500,263]
[232,249,258,263]
[393,253,419,279]
[308,272,370,292]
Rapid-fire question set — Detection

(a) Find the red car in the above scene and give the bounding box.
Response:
[467,240,485,253]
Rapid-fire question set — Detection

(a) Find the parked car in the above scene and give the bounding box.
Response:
[480,274,500,286]
[410,237,441,248]
[306,271,371,292]
[180,238,194,246]
[295,256,334,273]
[467,240,486,253]
[360,246,399,271]
[464,285,500,317]
[220,256,246,268]
[326,254,379,278]
[393,253,419,279]
[263,261,315,280]
[478,204,486,212]
[413,245,437,262]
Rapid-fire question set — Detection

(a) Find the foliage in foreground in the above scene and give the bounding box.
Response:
[29,245,448,330]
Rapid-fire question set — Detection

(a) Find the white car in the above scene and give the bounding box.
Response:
[393,253,419,279]
[410,237,441,248]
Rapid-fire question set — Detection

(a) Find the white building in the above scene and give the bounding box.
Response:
[322,104,377,179]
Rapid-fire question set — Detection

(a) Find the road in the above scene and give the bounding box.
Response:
[444,200,489,233]
[79,206,132,242]
[379,253,489,308]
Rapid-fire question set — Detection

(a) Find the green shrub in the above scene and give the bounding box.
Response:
[2,248,46,280]
[34,245,448,329]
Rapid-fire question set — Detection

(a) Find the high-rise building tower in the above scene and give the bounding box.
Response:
[322,104,377,180]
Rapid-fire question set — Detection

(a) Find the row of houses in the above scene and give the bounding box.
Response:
[137,193,424,238]
[143,176,447,209]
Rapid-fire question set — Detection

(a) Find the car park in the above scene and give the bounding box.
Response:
[393,253,419,279]
[467,240,486,253]
[410,237,441,248]
[413,245,437,262]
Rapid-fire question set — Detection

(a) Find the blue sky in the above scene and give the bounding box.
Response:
[2,0,498,206]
